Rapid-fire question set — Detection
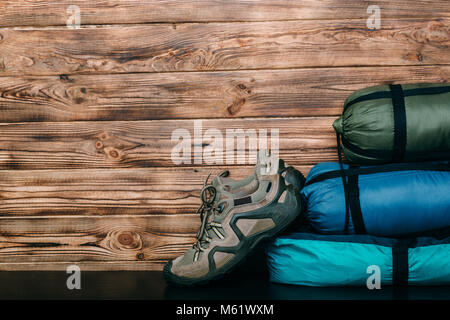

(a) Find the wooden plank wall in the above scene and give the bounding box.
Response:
[0,1,449,271]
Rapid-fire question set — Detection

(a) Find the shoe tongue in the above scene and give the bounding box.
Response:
[212,178,233,202]
[212,174,239,189]
[212,175,226,189]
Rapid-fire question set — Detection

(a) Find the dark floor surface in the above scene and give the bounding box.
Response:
[1,244,448,300]
[0,270,449,300]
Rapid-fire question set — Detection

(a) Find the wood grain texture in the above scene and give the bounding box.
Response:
[2,1,449,272]
[1,1,449,27]
[0,215,198,264]
[0,165,311,268]
[0,166,318,216]
[1,19,449,76]
[0,165,314,217]
[0,117,336,170]
[1,65,449,122]
[0,261,165,271]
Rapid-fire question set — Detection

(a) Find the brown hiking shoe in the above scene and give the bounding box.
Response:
[164,150,305,286]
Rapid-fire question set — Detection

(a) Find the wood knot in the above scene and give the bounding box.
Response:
[417,52,423,62]
[60,74,69,81]
[405,52,424,62]
[103,146,121,160]
[109,149,119,158]
[100,133,108,140]
[137,252,145,260]
[105,230,143,252]
[118,233,134,246]
[95,141,103,149]
[80,87,86,94]
[236,83,252,94]
[75,97,84,104]
[227,98,246,116]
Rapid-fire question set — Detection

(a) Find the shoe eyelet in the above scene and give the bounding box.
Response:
[217,202,227,214]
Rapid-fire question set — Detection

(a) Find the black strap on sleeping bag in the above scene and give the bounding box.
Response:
[389,84,407,162]
[336,134,351,234]
[347,174,366,234]
[392,240,410,287]
[336,133,367,234]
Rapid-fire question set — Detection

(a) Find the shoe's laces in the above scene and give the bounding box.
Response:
[192,170,229,261]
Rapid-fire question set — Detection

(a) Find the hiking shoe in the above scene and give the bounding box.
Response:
[164,150,305,286]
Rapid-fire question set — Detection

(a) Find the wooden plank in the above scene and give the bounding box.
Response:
[1,66,449,122]
[1,1,449,27]
[1,19,449,76]
[0,165,313,217]
[0,117,336,170]
[0,215,198,265]
[0,261,165,271]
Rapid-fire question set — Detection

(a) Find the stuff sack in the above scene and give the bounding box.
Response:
[300,161,450,237]
[334,83,450,164]
[267,232,450,286]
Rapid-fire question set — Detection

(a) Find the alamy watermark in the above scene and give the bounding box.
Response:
[366,265,381,289]
[66,5,81,29]
[366,5,381,30]
[66,265,81,290]
[171,120,279,166]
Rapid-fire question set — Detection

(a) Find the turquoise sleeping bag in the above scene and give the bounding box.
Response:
[267,233,450,286]
[300,161,450,237]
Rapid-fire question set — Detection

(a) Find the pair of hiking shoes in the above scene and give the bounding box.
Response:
[164,150,306,286]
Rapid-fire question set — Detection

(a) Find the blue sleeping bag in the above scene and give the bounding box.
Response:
[267,232,450,286]
[301,162,450,237]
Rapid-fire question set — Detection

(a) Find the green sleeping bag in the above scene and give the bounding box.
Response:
[334,83,450,164]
